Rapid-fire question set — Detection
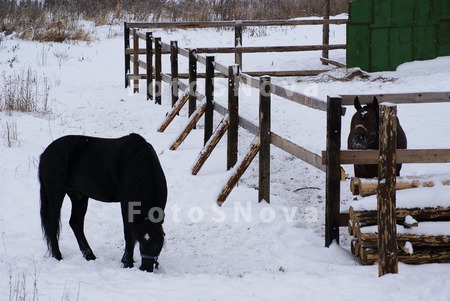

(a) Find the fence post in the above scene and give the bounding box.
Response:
[189,49,197,117]
[133,29,139,93]
[234,24,243,69]
[377,104,398,277]
[204,56,215,145]
[154,37,162,105]
[124,22,130,88]
[146,32,153,100]
[325,95,342,247]
[170,41,179,107]
[322,0,330,64]
[227,65,240,170]
[259,76,271,204]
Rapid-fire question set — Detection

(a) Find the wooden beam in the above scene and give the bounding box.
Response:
[217,135,261,206]
[320,57,346,68]
[340,92,450,106]
[195,44,346,54]
[192,116,230,176]
[325,96,342,247]
[126,19,349,30]
[377,104,398,276]
[170,101,207,151]
[259,76,271,204]
[321,149,450,165]
[157,92,190,132]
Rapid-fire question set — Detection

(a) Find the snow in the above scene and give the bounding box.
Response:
[1,19,450,300]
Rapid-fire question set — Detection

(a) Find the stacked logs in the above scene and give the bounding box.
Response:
[348,177,450,265]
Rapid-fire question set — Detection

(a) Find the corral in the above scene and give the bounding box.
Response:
[123,1,450,276]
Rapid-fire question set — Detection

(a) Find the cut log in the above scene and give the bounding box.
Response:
[358,247,450,265]
[350,177,450,196]
[348,205,450,235]
[355,222,450,247]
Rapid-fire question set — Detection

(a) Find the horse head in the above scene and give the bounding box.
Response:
[348,97,379,150]
[136,211,165,273]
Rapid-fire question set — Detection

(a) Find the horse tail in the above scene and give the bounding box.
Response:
[38,156,62,254]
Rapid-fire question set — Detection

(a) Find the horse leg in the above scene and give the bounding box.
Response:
[120,201,134,268]
[68,192,96,261]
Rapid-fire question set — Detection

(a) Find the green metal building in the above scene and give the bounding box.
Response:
[347,0,450,72]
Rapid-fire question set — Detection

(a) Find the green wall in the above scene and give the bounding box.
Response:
[347,0,450,72]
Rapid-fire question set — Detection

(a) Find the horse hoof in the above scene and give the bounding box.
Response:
[84,253,97,261]
[122,262,134,269]
[53,253,63,261]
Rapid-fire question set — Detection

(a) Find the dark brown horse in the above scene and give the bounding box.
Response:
[347,97,407,178]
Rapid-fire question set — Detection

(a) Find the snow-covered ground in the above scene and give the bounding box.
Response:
[1,19,450,300]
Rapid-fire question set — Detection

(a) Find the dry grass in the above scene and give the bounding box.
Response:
[0,0,348,42]
[0,67,51,116]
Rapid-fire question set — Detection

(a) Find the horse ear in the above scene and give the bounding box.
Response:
[373,97,379,107]
[354,96,362,111]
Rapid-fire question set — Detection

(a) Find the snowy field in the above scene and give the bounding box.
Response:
[1,18,450,300]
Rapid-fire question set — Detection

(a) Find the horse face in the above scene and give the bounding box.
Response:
[138,221,165,272]
[348,97,379,150]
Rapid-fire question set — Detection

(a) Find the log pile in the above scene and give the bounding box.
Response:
[349,204,450,265]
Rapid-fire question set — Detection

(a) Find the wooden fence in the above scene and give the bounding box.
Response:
[123,19,348,205]
[323,92,450,275]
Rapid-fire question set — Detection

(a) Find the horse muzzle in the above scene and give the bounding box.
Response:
[140,255,159,273]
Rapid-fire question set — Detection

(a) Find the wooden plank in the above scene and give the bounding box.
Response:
[126,19,349,30]
[192,116,229,176]
[320,58,346,68]
[170,41,179,107]
[217,135,261,206]
[371,28,391,71]
[391,0,414,27]
[188,49,197,117]
[322,149,450,165]
[133,29,139,93]
[271,83,328,112]
[339,92,450,105]
[271,133,325,172]
[204,56,215,144]
[124,22,130,88]
[259,76,271,204]
[346,24,371,71]
[322,0,330,63]
[146,32,153,100]
[389,27,413,70]
[413,26,437,61]
[227,65,239,170]
[170,101,207,151]
[377,104,398,276]
[194,44,346,54]
[372,0,391,28]
[325,96,342,247]
[154,37,162,105]
[349,0,372,24]
[125,48,147,55]
[157,92,190,132]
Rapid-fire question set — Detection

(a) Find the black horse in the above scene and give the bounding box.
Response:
[39,133,167,272]
[348,97,407,178]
